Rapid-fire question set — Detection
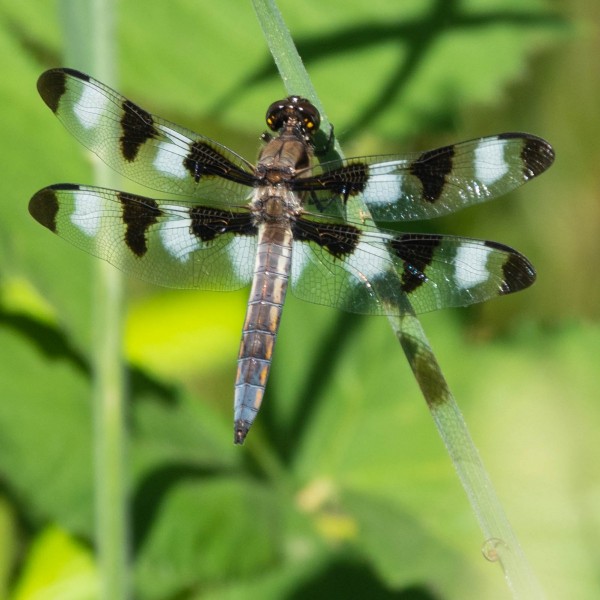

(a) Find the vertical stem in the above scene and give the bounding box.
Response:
[393,314,545,599]
[59,0,129,598]
[88,2,129,596]
[92,259,128,600]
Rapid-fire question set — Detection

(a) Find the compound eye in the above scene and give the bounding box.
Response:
[304,117,316,130]
[265,96,321,133]
[265,101,286,131]
[294,98,320,133]
[266,113,278,131]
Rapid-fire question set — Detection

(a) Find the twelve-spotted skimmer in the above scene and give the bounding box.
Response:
[29,68,554,444]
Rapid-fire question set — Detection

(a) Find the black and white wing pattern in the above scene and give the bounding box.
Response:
[296,134,553,221]
[29,184,257,291]
[29,184,535,315]
[289,216,535,315]
[30,67,554,315]
[36,68,256,204]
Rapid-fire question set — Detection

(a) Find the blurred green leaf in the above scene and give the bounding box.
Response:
[341,490,465,588]
[125,289,247,380]
[134,477,282,600]
[0,324,94,533]
[0,316,236,536]
[12,525,97,600]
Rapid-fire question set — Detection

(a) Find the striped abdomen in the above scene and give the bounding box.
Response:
[234,222,293,444]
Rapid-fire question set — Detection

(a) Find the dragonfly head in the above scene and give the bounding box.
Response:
[265,96,321,137]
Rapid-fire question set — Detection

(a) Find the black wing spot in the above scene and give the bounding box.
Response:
[390,234,442,293]
[293,219,361,259]
[190,207,256,243]
[119,192,161,256]
[293,162,369,203]
[184,141,256,186]
[410,145,455,203]
[120,100,159,162]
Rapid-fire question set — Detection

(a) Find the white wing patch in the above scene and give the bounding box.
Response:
[474,138,509,186]
[290,239,312,287]
[154,141,188,180]
[227,235,256,282]
[453,243,492,289]
[71,190,103,236]
[159,205,200,262]
[158,125,189,148]
[73,83,108,130]
[362,161,404,206]
[345,235,393,284]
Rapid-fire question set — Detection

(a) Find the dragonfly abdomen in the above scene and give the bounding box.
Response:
[234,223,293,444]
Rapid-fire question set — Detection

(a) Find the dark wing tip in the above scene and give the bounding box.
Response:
[37,68,90,113]
[497,132,555,179]
[29,187,61,232]
[37,69,67,113]
[485,240,537,294]
[522,135,555,179]
[502,252,536,294]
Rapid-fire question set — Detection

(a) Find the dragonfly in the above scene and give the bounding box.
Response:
[29,68,554,444]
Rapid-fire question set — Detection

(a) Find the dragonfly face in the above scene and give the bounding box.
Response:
[29,68,554,443]
[265,95,320,136]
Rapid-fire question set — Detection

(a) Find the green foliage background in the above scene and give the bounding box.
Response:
[0,0,597,598]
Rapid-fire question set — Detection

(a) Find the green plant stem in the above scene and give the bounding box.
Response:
[251,0,333,138]
[252,0,545,597]
[60,1,129,598]
[392,315,545,598]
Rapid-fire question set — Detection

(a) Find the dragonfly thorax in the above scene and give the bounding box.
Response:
[257,136,312,177]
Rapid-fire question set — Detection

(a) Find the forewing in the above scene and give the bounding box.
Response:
[296,134,554,221]
[29,184,257,290]
[37,68,256,203]
[290,217,535,315]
